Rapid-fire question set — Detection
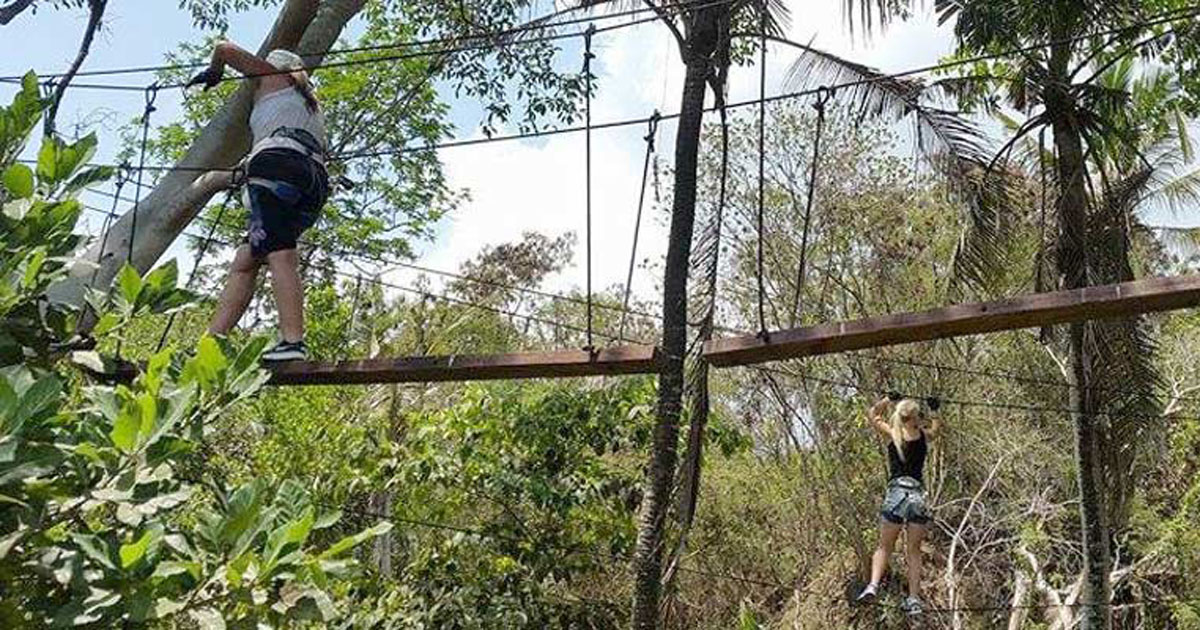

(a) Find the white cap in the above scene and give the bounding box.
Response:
[266,49,305,71]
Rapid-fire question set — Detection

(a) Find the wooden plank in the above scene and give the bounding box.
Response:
[91,345,661,386]
[703,274,1200,368]
[265,344,660,386]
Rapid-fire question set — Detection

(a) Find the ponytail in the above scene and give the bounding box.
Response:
[287,71,319,113]
[889,399,920,461]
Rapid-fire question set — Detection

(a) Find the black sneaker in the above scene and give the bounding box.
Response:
[262,340,308,362]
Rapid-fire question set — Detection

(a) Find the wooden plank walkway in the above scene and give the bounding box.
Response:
[92,345,662,386]
[267,345,661,386]
[703,274,1200,368]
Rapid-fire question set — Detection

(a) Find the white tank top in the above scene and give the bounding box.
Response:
[248,87,327,161]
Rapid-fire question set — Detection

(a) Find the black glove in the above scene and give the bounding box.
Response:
[186,68,223,91]
[925,396,941,412]
[886,390,903,402]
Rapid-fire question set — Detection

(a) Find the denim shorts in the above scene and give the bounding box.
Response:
[242,148,328,258]
[880,477,930,525]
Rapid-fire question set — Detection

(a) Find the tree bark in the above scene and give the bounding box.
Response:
[51,0,367,312]
[630,12,718,626]
[1047,38,1111,630]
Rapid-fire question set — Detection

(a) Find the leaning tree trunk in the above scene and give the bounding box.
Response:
[630,17,718,628]
[50,0,366,313]
[1047,40,1111,630]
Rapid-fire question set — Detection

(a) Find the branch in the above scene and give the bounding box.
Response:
[44,0,107,137]
[0,0,34,25]
[645,0,684,53]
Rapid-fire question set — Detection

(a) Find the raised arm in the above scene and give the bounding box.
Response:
[867,397,892,437]
[924,396,943,439]
[187,41,290,92]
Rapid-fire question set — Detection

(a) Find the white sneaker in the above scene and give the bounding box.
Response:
[902,596,923,616]
[855,583,879,603]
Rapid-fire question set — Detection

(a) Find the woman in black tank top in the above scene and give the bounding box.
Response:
[856,395,942,615]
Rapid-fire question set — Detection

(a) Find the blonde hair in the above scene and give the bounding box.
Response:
[266,49,319,113]
[890,399,921,461]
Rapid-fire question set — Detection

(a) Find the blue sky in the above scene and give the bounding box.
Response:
[2,1,963,302]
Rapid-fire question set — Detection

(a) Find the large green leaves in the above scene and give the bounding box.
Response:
[0,72,44,165]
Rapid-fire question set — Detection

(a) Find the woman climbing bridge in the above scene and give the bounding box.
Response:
[856,393,942,615]
[187,42,330,361]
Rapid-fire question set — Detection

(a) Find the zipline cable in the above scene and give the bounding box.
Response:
[0,0,725,83]
[16,4,1200,175]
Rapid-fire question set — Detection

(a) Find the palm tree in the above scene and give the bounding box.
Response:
[915,2,1200,627]
[571,1,992,625]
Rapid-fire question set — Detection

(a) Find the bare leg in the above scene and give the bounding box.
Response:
[870,522,903,586]
[266,248,303,343]
[905,523,927,598]
[209,245,261,336]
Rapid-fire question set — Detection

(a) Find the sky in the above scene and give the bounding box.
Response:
[0,1,958,307]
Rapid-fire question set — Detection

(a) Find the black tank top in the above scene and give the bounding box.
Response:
[887,430,927,482]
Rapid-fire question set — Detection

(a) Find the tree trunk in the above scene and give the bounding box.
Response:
[51,0,366,312]
[630,23,717,629]
[1047,39,1111,630]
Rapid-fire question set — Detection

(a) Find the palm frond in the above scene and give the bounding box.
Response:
[781,40,1029,293]
[1139,166,1200,218]
[1149,226,1200,260]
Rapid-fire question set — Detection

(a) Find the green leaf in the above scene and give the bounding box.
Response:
[188,608,225,630]
[183,336,228,388]
[63,165,114,196]
[265,507,315,568]
[219,480,264,552]
[92,313,120,337]
[116,264,142,306]
[6,374,60,434]
[111,402,140,453]
[71,533,117,570]
[140,260,179,307]
[0,528,25,559]
[2,163,34,199]
[35,135,59,185]
[119,526,160,569]
[21,248,46,290]
[71,351,106,374]
[319,521,393,559]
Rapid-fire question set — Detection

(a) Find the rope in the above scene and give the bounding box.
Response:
[788,87,830,327]
[618,111,660,341]
[155,186,238,352]
[79,203,650,348]
[127,83,158,267]
[582,24,597,353]
[87,166,126,289]
[116,83,158,358]
[339,274,365,350]
[17,6,1200,176]
[755,18,769,340]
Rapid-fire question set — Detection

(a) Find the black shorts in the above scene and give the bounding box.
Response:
[243,148,329,258]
